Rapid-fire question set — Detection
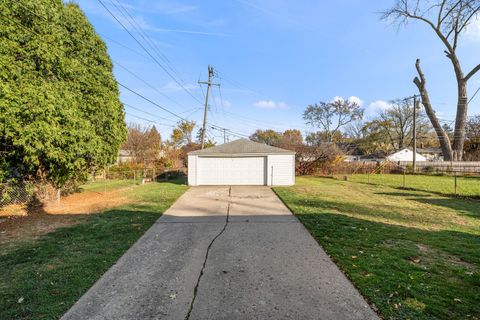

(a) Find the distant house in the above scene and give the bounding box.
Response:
[117,150,133,163]
[417,148,443,161]
[386,148,426,162]
[361,150,388,162]
[336,143,364,162]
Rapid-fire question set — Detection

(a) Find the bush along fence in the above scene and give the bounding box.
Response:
[101,167,187,183]
[0,181,62,209]
[0,166,187,211]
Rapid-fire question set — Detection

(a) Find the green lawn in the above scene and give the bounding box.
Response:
[275,176,480,320]
[78,179,136,193]
[0,180,187,320]
[347,173,480,198]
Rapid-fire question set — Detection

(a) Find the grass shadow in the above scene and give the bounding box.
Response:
[0,208,163,320]
[293,211,480,319]
[375,191,480,220]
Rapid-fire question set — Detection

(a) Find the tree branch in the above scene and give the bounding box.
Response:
[465,64,480,81]
[415,58,426,85]
[414,58,453,160]
[439,0,463,27]
[437,0,447,28]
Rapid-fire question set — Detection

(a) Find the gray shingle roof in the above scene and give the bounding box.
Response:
[188,139,295,156]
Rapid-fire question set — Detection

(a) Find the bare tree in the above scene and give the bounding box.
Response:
[296,143,344,175]
[303,98,364,143]
[383,0,480,160]
[171,121,195,146]
[123,123,162,163]
[345,120,366,140]
[464,115,480,159]
[367,99,431,151]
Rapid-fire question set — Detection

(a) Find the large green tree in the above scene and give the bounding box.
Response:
[0,0,126,188]
[249,129,283,146]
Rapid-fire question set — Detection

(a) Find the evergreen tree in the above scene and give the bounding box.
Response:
[0,0,127,187]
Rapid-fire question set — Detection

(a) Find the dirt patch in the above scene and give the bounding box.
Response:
[416,244,475,269]
[0,186,136,254]
[0,214,84,255]
[0,205,28,217]
[44,187,132,215]
[380,241,475,270]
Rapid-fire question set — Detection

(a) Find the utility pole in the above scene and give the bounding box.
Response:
[198,65,220,149]
[412,94,417,174]
[223,128,226,144]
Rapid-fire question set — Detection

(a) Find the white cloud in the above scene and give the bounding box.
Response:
[348,96,364,107]
[331,96,364,107]
[253,100,288,109]
[366,100,393,116]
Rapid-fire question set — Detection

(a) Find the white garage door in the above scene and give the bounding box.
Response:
[197,157,266,185]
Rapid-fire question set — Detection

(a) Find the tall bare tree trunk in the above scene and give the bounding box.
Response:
[452,79,468,160]
[414,59,453,161]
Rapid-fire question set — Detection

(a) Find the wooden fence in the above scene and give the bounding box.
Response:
[396,161,480,173]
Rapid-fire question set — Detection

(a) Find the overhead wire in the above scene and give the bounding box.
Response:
[118,83,188,121]
[123,103,178,123]
[7,3,301,142]
[8,3,198,125]
[113,60,193,111]
[96,0,203,104]
[124,112,176,127]
[108,0,186,84]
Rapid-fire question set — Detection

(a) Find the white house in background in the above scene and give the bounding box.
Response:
[187,139,296,186]
[117,150,133,163]
[387,148,427,162]
[417,148,443,161]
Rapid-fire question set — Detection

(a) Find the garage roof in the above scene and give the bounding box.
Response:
[188,139,296,156]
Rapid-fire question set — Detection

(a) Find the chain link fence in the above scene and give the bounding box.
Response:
[327,162,480,198]
[0,182,35,207]
[0,181,61,210]
[0,167,187,212]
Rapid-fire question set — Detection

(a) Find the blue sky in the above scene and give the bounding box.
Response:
[75,0,480,142]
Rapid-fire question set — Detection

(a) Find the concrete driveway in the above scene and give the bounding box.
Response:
[62,186,378,320]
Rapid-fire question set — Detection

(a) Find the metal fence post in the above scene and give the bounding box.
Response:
[454,172,457,196]
[403,170,406,188]
[104,166,107,195]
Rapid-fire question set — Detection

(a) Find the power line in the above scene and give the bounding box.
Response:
[2,6,258,141]
[113,60,192,111]
[210,124,250,139]
[109,0,185,83]
[8,3,197,122]
[124,112,176,127]
[118,82,188,121]
[469,85,480,104]
[96,0,203,104]
[124,103,178,123]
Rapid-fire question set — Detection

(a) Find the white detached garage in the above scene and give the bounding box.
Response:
[187,139,295,186]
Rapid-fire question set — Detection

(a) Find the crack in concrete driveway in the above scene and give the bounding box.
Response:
[62,186,378,320]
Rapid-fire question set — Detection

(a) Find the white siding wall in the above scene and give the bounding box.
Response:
[187,155,197,186]
[266,155,295,186]
[188,154,295,186]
